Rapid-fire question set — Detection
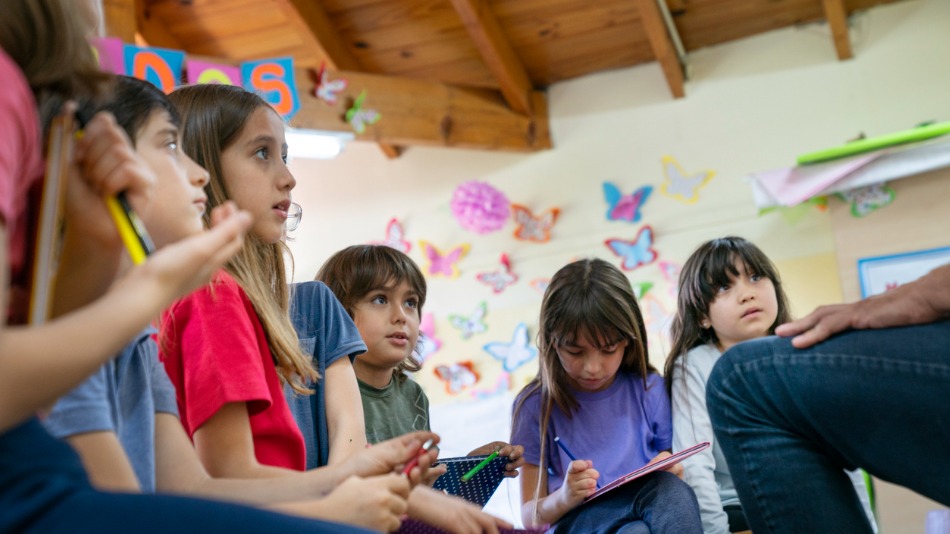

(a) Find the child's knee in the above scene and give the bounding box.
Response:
[652,471,699,503]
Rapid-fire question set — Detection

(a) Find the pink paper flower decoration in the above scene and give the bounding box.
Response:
[449,181,510,234]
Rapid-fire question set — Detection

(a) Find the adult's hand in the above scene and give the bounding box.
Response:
[776,264,950,348]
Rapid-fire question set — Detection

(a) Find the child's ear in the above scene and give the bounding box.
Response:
[699,316,711,329]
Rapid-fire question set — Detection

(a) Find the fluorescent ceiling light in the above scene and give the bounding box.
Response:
[286,128,354,160]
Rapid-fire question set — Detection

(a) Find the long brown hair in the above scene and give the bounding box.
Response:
[664,236,792,396]
[0,0,111,131]
[512,258,653,513]
[315,244,426,381]
[168,83,316,394]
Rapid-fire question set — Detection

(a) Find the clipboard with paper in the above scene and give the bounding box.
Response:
[584,441,711,503]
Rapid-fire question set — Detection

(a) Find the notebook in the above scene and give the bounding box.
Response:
[584,441,711,503]
[432,454,508,508]
[28,112,75,325]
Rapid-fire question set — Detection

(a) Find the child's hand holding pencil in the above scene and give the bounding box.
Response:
[70,106,157,259]
[340,431,441,488]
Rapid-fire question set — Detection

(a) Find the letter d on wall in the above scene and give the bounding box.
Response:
[125,45,185,94]
[241,57,300,120]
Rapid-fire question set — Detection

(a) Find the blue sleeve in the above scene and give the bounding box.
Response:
[145,334,178,416]
[290,281,366,367]
[647,373,673,452]
[43,363,114,438]
[288,281,367,469]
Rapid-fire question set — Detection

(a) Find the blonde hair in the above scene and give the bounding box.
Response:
[169,84,317,394]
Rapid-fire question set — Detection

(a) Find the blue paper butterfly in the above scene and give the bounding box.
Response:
[603,182,652,223]
[605,225,658,271]
[483,323,537,372]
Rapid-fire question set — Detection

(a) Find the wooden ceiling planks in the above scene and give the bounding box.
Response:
[114,0,911,155]
[448,0,534,114]
[668,0,902,52]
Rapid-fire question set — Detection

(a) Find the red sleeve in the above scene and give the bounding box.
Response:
[165,272,274,433]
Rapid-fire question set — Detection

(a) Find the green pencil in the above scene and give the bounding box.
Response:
[461,451,499,483]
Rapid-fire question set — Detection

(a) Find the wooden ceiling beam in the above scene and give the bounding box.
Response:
[634,0,685,99]
[447,0,534,116]
[292,68,550,152]
[134,0,185,49]
[821,0,854,60]
[285,0,405,158]
[284,0,360,70]
[101,0,137,42]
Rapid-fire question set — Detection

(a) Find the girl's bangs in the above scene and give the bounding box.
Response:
[552,295,624,348]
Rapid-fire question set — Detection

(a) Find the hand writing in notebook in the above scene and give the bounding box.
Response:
[558,459,601,507]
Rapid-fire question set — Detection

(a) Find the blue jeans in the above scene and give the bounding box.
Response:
[552,471,702,534]
[707,323,950,533]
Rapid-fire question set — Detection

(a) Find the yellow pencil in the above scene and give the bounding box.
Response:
[105,193,153,265]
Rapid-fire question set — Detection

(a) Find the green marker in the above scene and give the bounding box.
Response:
[461,451,499,483]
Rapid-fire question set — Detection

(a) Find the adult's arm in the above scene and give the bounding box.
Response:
[777,263,950,348]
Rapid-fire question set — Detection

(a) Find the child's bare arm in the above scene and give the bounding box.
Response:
[0,204,248,432]
[323,357,368,464]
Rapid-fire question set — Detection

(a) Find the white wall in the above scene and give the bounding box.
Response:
[286,0,950,526]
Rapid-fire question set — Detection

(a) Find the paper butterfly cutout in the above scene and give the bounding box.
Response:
[483,322,538,373]
[603,183,652,223]
[449,301,487,340]
[372,218,411,254]
[837,183,895,217]
[510,204,559,242]
[309,63,348,105]
[415,312,441,364]
[470,372,510,400]
[657,260,681,298]
[345,90,380,134]
[632,281,654,299]
[476,253,518,294]
[660,156,714,204]
[418,241,470,278]
[434,361,479,395]
[529,278,550,295]
[605,225,658,271]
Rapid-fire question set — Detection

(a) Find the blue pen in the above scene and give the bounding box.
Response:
[554,436,600,489]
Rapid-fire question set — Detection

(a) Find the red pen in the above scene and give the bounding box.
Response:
[401,438,436,476]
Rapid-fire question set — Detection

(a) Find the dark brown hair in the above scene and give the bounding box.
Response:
[664,236,792,396]
[512,258,653,516]
[315,244,427,380]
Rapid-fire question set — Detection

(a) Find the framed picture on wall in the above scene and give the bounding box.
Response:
[857,246,950,298]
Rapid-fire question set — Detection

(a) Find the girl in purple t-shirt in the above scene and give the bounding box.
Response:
[511,258,702,533]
